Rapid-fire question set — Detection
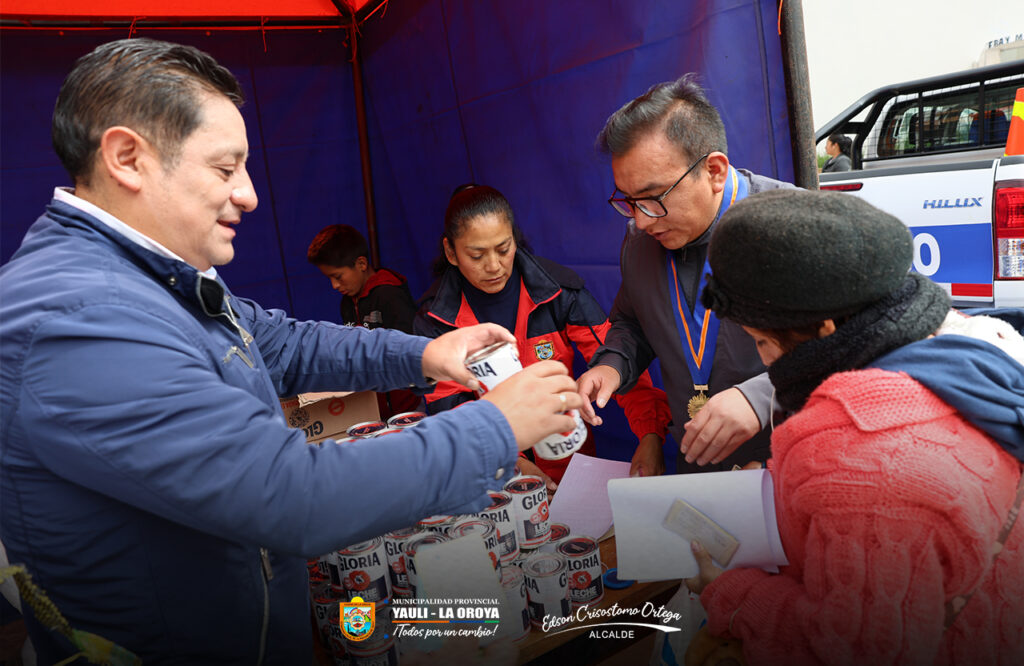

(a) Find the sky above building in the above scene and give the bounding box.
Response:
[802,0,1024,142]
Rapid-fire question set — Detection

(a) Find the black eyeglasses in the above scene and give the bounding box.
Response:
[608,152,711,219]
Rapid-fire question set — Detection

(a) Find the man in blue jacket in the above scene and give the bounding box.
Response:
[0,38,582,665]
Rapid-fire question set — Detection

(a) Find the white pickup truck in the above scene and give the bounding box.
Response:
[816,60,1024,307]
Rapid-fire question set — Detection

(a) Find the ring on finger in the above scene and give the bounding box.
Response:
[558,393,567,411]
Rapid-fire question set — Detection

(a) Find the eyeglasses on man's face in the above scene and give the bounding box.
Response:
[608,151,711,219]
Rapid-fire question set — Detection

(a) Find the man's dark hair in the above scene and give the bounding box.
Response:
[431,183,529,276]
[307,224,370,268]
[52,38,245,185]
[596,73,727,162]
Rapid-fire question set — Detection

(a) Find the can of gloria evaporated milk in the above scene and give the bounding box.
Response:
[504,475,550,549]
[335,537,391,605]
[557,536,604,607]
[477,491,519,564]
[533,409,587,461]
[522,551,571,628]
[464,342,522,394]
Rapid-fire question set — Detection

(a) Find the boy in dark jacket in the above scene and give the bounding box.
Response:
[308,224,421,416]
[308,224,417,332]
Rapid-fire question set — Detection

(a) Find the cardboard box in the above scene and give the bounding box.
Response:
[280,391,380,443]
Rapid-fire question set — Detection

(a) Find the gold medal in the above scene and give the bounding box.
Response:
[687,385,709,419]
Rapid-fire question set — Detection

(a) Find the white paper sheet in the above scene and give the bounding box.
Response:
[607,469,788,582]
[548,453,632,539]
[410,537,506,651]
[415,534,504,600]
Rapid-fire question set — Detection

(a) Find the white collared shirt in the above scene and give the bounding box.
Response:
[53,187,218,279]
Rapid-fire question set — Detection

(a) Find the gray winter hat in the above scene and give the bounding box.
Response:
[701,189,915,329]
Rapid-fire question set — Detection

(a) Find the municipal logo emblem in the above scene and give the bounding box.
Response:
[534,340,554,360]
[341,596,375,641]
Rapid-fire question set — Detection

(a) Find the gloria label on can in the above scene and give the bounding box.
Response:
[533,410,587,460]
[521,551,571,628]
[464,341,521,394]
[557,536,604,607]
[336,537,391,604]
[383,527,420,593]
[404,532,449,598]
[504,475,550,548]
[477,490,519,563]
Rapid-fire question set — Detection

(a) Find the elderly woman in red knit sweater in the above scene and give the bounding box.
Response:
[686,189,1024,665]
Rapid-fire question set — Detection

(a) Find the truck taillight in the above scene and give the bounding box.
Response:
[994,183,1024,279]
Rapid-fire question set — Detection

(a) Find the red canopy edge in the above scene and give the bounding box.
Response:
[0,0,377,23]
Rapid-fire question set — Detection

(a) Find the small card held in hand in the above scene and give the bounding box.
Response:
[663,498,740,567]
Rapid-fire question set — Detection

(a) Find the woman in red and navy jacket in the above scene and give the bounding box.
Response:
[414,184,671,486]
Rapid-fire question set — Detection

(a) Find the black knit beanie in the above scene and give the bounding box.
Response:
[702,189,917,329]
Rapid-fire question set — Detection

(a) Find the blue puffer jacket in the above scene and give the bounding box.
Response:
[0,199,517,665]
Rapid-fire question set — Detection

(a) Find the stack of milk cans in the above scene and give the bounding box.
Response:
[305,342,604,664]
[307,466,605,664]
[308,410,428,665]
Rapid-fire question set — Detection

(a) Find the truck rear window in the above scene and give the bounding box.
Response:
[869,75,1021,159]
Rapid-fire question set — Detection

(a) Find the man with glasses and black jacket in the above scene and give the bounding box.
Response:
[576,74,795,475]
